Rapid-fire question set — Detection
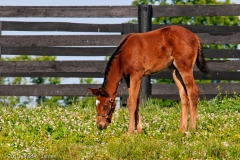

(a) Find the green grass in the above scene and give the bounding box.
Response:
[0,95,239,159]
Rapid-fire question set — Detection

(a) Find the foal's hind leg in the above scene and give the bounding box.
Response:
[169,65,189,132]
[182,73,198,131]
[174,63,199,131]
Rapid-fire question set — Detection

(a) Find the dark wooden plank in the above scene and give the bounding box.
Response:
[198,83,240,99]
[1,71,240,81]
[3,22,240,35]
[1,47,116,56]
[203,60,240,71]
[152,71,240,81]
[0,83,239,100]
[0,6,137,18]
[152,5,240,17]
[152,25,240,34]
[0,84,128,96]
[129,24,240,34]
[2,21,123,32]
[1,61,240,81]
[0,72,104,78]
[1,47,240,59]
[2,22,136,34]
[0,35,124,47]
[151,83,240,100]
[1,5,239,18]
[0,21,2,56]
[0,61,107,73]
[0,60,239,74]
[196,33,240,44]
[203,49,240,58]
[0,84,101,96]
[0,33,240,47]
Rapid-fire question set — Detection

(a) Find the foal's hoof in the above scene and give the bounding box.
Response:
[188,127,196,132]
[184,131,191,137]
[178,128,186,133]
[127,130,135,135]
[134,129,142,134]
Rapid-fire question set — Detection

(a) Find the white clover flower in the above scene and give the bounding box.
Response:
[223,141,229,147]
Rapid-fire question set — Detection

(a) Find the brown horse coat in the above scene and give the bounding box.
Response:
[89,25,209,133]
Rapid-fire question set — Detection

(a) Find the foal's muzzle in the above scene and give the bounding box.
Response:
[97,123,108,130]
[97,117,110,130]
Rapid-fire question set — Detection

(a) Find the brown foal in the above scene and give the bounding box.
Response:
[89,25,209,133]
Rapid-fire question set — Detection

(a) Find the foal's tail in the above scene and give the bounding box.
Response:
[196,37,210,76]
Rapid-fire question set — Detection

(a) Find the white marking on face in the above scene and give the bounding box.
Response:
[96,100,100,106]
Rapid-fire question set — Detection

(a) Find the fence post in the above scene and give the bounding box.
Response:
[0,21,2,79]
[0,21,2,57]
[138,4,152,105]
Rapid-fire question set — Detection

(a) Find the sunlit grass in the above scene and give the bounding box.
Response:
[0,95,239,159]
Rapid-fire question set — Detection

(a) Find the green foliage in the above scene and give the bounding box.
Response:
[132,0,159,5]
[80,78,96,84]
[0,97,239,159]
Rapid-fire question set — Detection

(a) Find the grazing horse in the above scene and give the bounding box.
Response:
[89,25,209,133]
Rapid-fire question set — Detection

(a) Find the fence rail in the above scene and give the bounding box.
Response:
[0,4,240,103]
[0,6,138,18]
[0,83,239,100]
[2,22,240,34]
[0,33,240,47]
[1,47,240,58]
[0,60,240,77]
[1,5,240,17]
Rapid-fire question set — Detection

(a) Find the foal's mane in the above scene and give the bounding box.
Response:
[102,34,132,88]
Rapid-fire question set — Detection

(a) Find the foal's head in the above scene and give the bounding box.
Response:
[88,88,116,130]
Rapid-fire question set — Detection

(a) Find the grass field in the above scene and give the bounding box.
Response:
[0,95,239,159]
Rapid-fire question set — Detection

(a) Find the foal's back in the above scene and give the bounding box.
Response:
[120,26,199,76]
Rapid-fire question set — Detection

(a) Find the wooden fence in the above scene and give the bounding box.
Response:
[0,5,240,104]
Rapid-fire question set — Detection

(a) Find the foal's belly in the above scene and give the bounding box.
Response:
[144,56,174,76]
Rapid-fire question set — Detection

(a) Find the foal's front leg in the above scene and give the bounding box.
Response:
[127,76,142,134]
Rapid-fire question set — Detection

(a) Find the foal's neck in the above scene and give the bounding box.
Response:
[102,55,122,99]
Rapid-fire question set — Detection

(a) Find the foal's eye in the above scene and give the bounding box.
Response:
[103,104,108,110]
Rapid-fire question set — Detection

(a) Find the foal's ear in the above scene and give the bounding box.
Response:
[88,88,109,97]
[88,88,100,96]
[99,88,110,97]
